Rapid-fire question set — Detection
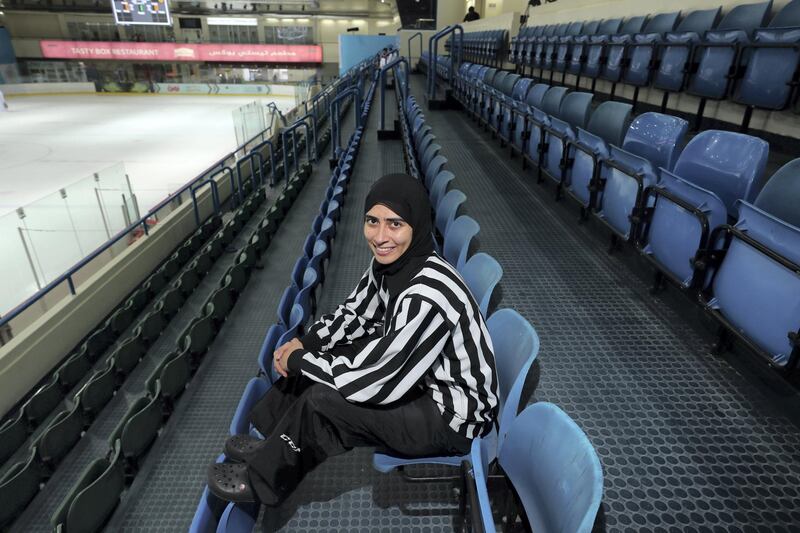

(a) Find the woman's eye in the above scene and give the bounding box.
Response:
[391,221,403,228]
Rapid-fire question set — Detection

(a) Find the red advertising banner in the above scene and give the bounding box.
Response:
[39,40,323,63]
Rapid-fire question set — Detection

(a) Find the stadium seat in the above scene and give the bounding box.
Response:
[511,82,548,154]
[701,158,800,370]
[109,385,162,465]
[277,285,298,328]
[459,253,503,317]
[35,402,83,467]
[733,0,800,126]
[257,324,285,381]
[0,410,26,465]
[76,361,116,418]
[24,374,63,426]
[638,130,769,289]
[57,348,91,390]
[594,112,688,241]
[565,101,633,210]
[424,155,448,189]
[443,215,480,270]
[469,402,603,533]
[147,346,191,405]
[435,189,467,239]
[429,170,455,210]
[541,92,593,193]
[687,1,773,126]
[599,16,652,89]
[621,12,682,100]
[229,377,271,436]
[0,447,40,528]
[51,441,125,533]
[580,19,623,86]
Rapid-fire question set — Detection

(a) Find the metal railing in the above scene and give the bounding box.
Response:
[428,24,464,100]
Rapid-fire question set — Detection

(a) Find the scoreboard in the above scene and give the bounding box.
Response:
[112,0,172,26]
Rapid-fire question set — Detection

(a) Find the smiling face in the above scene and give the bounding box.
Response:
[364,204,413,265]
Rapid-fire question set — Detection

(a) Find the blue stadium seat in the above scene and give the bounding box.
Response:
[469,402,603,533]
[600,16,650,86]
[638,130,769,289]
[565,101,633,209]
[524,86,565,167]
[687,1,773,124]
[501,77,533,144]
[511,82,547,153]
[621,12,681,101]
[594,112,688,241]
[581,19,624,85]
[257,324,285,381]
[374,308,540,479]
[229,377,271,436]
[435,189,467,239]
[651,7,723,96]
[734,0,800,124]
[552,21,588,83]
[276,285,298,328]
[541,92,593,191]
[429,170,455,211]
[424,155,448,189]
[443,215,480,270]
[703,158,800,367]
[290,256,308,291]
[460,253,503,317]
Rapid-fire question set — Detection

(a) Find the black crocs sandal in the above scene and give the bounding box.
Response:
[224,434,264,463]
[207,462,257,503]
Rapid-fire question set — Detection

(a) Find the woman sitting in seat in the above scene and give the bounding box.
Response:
[207,173,499,507]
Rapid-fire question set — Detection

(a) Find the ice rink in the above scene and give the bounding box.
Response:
[0,93,294,314]
[0,93,294,216]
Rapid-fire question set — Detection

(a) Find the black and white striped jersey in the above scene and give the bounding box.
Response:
[289,253,499,439]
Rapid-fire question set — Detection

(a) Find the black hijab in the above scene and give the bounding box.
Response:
[364,173,435,298]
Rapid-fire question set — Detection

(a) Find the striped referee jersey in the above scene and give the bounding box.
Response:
[288,253,499,439]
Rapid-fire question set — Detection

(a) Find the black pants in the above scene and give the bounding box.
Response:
[243,374,471,505]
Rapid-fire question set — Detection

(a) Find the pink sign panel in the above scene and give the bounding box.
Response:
[39,40,323,63]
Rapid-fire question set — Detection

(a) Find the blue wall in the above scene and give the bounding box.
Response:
[338,34,398,75]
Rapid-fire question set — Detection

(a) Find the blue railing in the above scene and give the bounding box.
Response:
[379,57,410,131]
[428,24,464,100]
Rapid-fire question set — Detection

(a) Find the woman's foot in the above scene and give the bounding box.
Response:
[224,434,264,462]
[207,462,257,503]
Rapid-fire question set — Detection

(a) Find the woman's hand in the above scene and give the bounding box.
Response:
[274,338,304,378]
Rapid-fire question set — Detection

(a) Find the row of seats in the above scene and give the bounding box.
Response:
[390,75,604,532]
[189,60,377,533]
[37,82,355,533]
[444,1,800,131]
[450,60,800,372]
[447,30,508,67]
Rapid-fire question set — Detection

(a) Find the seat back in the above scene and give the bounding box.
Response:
[443,215,481,270]
[566,21,583,35]
[460,253,502,317]
[754,158,800,228]
[541,86,569,116]
[769,0,800,26]
[709,202,800,366]
[486,309,540,445]
[643,11,680,34]
[597,145,658,239]
[672,130,769,217]
[501,73,520,96]
[582,20,601,35]
[498,403,603,533]
[676,7,722,32]
[525,83,550,109]
[511,77,533,102]
[557,91,594,128]
[430,170,455,210]
[596,18,623,35]
[620,15,648,34]
[425,155,448,189]
[436,189,467,237]
[586,101,632,146]
[717,0,772,32]
[622,112,688,172]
